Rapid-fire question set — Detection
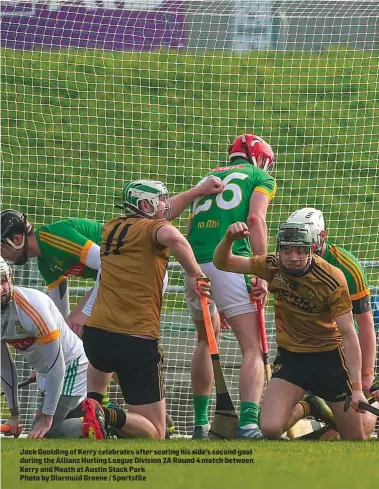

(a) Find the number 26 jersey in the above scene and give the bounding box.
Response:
[188,160,276,263]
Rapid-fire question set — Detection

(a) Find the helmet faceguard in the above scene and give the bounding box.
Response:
[287,208,325,253]
[120,180,171,220]
[277,223,314,277]
[0,257,14,313]
[1,210,32,265]
[228,134,275,173]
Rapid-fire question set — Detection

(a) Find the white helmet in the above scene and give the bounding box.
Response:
[120,180,171,219]
[0,257,13,312]
[287,208,325,251]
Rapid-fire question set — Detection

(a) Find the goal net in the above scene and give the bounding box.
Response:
[1,0,378,436]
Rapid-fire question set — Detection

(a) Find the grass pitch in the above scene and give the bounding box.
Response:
[1,438,378,489]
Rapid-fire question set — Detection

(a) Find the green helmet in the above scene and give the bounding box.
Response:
[276,223,313,276]
[121,179,170,219]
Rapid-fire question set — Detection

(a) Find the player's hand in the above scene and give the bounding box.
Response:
[350,390,368,414]
[192,274,211,300]
[28,414,53,439]
[362,374,375,396]
[219,312,231,330]
[3,416,22,437]
[66,311,89,338]
[197,176,224,196]
[226,222,250,241]
[370,378,379,401]
[250,277,268,305]
[28,371,37,382]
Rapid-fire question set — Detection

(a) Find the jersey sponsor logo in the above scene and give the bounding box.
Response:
[212,164,245,172]
[6,336,37,351]
[289,281,300,291]
[49,257,65,272]
[15,321,25,334]
[197,219,220,229]
[276,288,315,313]
[274,273,286,284]
[64,263,86,277]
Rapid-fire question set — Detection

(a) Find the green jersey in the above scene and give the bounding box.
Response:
[323,241,371,314]
[36,218,103,289]
[188,160,276,263]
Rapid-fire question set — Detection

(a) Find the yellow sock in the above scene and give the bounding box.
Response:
[101,393,110,408]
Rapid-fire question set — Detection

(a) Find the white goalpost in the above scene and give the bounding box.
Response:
[1,0,378,436]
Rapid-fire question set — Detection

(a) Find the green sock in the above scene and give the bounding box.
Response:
[193,395,210,426]
[239,402,259,428]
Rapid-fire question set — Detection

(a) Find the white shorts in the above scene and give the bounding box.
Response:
[184,262,256,321]
[37,353,88,399]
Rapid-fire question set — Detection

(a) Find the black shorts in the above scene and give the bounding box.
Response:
[82,326,164,405]
[271,345,352,402]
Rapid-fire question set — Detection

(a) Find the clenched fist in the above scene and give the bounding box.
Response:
[226,222,250,241]
[198,176,224,196]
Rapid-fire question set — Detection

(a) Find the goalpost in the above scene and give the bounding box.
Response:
[1,0,378,436]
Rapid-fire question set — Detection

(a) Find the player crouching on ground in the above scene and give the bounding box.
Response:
[0,258,152,440]
[214,221,368,440]
[81,180,211,440]
[282,208,378,440]
[0,257,92,438]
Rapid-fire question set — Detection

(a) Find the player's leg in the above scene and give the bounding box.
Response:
[202,264,264,438]
[116,335,166,439]
[326,401,365,440]
[260,347,310,438]
[309,345,365,440]
[361,406,378,438]
[184,267,219,439]
[286,393,336,433]
[43,395,85,438]
[82,326,153,439]
[260,378,306,439]
[111,411,160,439]
[191,314,220,438]
[62,398,158,439]
[86,364,113,404]
[226,312,264,437]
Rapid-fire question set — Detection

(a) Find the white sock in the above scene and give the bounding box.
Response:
[240,423,258,430]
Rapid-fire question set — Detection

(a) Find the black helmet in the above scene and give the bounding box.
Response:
[0,209,32,265]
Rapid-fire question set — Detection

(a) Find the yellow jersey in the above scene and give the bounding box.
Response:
[87,216,171,339]
[249,254,352,352]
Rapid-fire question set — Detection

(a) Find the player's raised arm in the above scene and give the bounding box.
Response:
[169,176,224,220]
[213,222,252,274]
[156,225,210,299]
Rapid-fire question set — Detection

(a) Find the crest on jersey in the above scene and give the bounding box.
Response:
[272,363,282,374]
[15,321,25,334]
[308,289,315,300]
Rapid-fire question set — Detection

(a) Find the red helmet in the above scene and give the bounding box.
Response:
[228,134,275,172]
